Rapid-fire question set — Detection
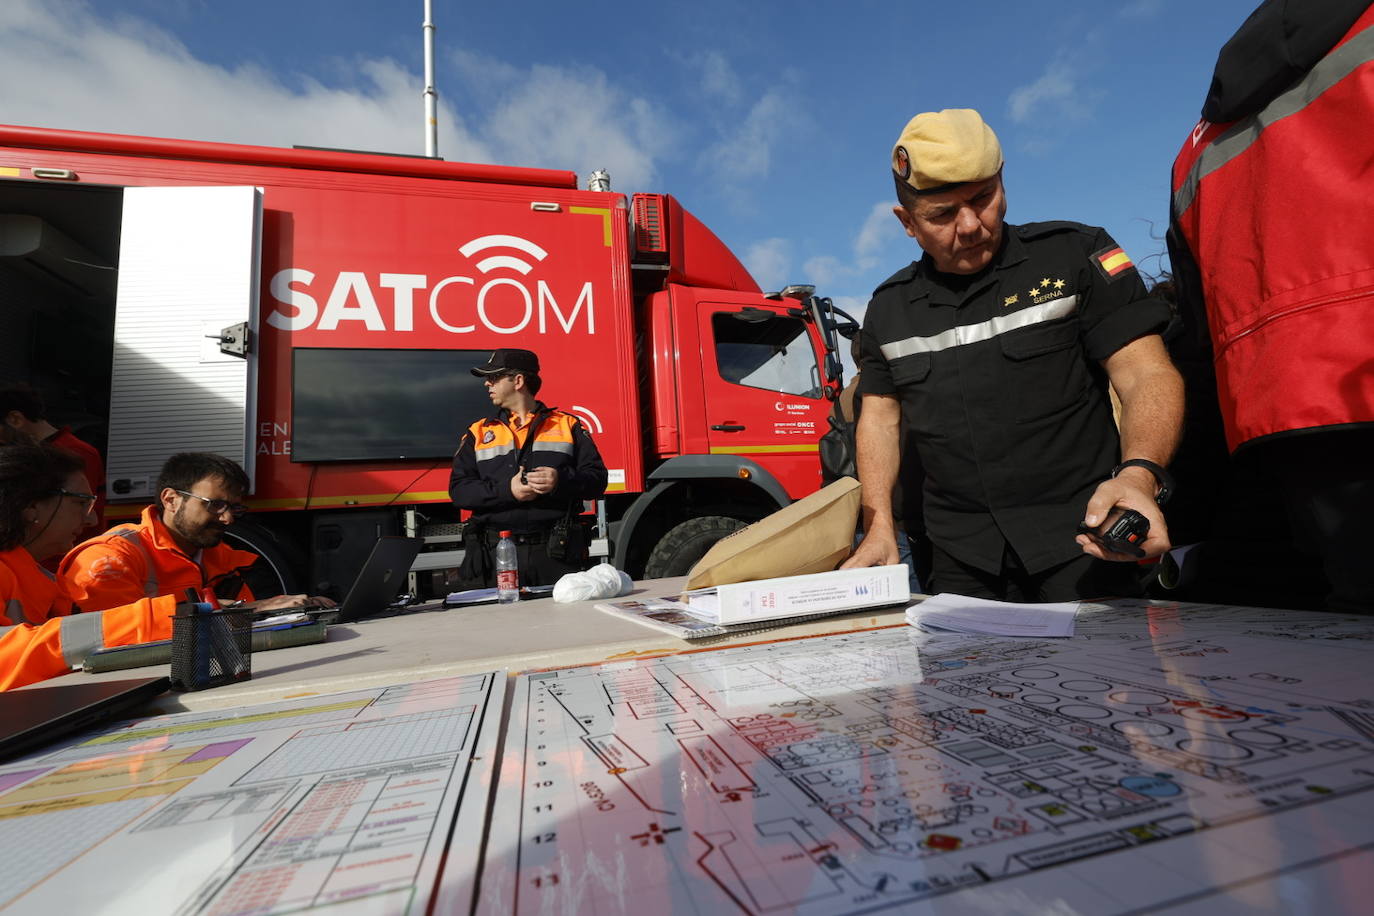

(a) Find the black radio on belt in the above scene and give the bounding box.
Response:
[1077,508,1150,558]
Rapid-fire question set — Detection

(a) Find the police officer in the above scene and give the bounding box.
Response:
[842,109,1184,601]
[449,349,608,588]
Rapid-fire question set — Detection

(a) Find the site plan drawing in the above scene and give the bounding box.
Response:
[0,671,503,915]
[481,601,1374,914]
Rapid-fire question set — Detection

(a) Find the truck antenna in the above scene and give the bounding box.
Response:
[423,0,439,158]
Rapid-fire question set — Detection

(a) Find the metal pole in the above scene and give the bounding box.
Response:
[423,0,438,158]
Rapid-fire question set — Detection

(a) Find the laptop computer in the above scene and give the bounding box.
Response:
[324,535,423,624]
[0,675,170,763]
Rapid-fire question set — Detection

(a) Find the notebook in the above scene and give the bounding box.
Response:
[0,675,170,763]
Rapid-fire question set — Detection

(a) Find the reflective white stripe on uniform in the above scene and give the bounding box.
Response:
[1172,23,1374,219]
[59,613,107,667]
[4,598,33,626]
[535,441,574,456]
[0,624,15,637]
[474,442,517,462]
[880,295,1079,361]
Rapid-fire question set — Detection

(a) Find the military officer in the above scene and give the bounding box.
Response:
[842,109,1184,601]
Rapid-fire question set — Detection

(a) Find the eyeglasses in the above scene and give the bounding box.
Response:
[54,488,97,516]
[176,490,249,518]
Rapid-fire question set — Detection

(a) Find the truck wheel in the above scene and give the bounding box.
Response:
[223,520,302,598]
[643,516,748,579]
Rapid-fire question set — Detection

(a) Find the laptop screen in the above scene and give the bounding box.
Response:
[0,675,170,763]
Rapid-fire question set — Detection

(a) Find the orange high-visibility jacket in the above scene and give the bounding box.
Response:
[1,547,176,691]
[59,506,259,612]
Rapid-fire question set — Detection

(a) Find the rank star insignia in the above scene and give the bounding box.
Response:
[1004,294,1019,306]
[1053,279,1066,290]
[1040,278,1051,287]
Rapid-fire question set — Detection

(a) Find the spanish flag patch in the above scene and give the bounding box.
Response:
[1093,245,1134,280]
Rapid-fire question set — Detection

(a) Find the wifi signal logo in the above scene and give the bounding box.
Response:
[458,235,549,274]
[569,405,604,434]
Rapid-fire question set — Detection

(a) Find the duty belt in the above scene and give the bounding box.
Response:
[467,527,548,547]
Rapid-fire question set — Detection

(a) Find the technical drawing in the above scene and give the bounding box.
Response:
[0,673,503,915]
[481,601,1374,914]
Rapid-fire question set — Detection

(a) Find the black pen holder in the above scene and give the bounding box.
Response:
[170,605,252,691]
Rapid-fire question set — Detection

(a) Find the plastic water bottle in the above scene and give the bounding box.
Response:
[495,530,519,603]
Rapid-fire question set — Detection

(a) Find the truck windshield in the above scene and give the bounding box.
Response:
[712,312,821,398]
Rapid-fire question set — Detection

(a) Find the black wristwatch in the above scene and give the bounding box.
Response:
[1111,459,1174,506]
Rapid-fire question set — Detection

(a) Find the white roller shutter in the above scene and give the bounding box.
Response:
[106,186,262,500]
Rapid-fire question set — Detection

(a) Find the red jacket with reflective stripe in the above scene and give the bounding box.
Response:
[1170,7,1374,451]
[58,506,258,612]
[0,547,176,691]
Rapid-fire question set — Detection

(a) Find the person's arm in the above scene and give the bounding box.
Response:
[448,427,524,510]
[526,419,608,501]
[562,420,609,500]
[1,595,177,691]
[1078,334,1185,561]
[840,393,903,568]
[57,540,149,612]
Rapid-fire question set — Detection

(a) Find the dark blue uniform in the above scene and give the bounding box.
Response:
[859,221,1170,592]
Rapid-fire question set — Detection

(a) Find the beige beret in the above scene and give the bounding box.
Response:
[892,108,1003,194]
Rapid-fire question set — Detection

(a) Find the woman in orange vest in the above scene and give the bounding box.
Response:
[0,444,177,690]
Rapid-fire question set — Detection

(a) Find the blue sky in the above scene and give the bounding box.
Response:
[4,0,1260,324]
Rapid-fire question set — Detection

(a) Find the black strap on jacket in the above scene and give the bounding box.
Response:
[513,408,551,481]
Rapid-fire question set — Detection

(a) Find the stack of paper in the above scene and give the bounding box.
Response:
[906,593,1079,637]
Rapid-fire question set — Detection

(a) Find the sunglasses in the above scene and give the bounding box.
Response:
[176,490,250,518]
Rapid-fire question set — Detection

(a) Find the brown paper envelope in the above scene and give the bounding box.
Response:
[683,477,862,589]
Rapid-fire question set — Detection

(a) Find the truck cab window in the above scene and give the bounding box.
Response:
[712,312,821,398]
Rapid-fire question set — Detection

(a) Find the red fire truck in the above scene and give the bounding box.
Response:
[0,124,853,596]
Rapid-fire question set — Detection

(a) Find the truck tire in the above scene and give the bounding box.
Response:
[223,520,302,598]
[643,516,747,580]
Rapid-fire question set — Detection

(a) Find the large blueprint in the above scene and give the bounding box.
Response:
[480,601,1374,914]
[0,672,503,914]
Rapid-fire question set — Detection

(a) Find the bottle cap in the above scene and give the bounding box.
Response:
[499,530,513,538]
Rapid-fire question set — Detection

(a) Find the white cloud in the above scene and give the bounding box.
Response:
[743,238,791,292]
[701,87,797,183]
[0,1,677,192]
[471,60,676,191]
[802,255,844,287]
[1008,59,1086,124]
[794,201,904,290]
[0,0,489,160]
[1121,0,1163,19]
[854,201,901,269]
[693,51,742,105]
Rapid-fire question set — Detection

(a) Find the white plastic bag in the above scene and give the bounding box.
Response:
[552,563,634,603]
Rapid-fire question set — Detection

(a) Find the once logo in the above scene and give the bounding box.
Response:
[265,233,595,335]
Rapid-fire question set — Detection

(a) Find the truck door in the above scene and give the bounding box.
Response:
[697,300,829,497]
[106,186,262,499]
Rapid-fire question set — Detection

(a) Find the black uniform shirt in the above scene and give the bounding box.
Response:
[858,221,1171,574]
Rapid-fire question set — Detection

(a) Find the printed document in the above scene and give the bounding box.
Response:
[906,592,1078,637]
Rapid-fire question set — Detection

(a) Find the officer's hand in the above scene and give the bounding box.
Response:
[246,594,338,612]
[524,466,558,495]
[841,530,900,569]
[511,474,540,502]
[1076,472,1170,562]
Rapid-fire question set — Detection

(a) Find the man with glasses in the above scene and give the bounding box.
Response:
[60,452,331,613]
[450,349,608,588]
